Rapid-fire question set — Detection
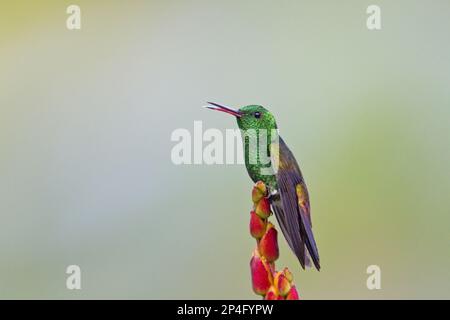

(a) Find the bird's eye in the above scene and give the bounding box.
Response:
[254,112,261,119]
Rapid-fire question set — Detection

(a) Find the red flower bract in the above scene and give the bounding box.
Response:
[286,285,300,300]
[264,287,279,300]
[250,250,272,296]
[255,197,271,219]
[249,211,266,239]
[258,223,279,262]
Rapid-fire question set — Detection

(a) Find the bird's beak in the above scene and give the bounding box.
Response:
[205,102,242,118]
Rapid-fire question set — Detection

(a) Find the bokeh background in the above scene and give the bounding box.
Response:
[1,0,449,299]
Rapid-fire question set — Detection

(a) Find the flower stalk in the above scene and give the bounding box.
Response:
[249,181,299,300]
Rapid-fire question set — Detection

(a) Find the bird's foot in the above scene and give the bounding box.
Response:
[266,188,279,202]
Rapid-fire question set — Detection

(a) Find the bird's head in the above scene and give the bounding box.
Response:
[206,102,277,131]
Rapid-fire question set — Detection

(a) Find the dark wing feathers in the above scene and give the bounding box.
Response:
[271,199,306,268]
[271,137,320,270]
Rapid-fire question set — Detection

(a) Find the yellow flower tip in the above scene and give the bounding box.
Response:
[255,181,267,195]
[274,271,291,297]
[264,286,280,300]
[282,267,294,284]
[252,181,267,204]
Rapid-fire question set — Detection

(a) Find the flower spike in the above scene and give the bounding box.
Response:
[248,181,299,300]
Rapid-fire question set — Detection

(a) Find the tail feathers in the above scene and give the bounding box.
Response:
[304,250,312,268]
[300,217,320,270]
[271,199,320,270]
[271,198,320,270]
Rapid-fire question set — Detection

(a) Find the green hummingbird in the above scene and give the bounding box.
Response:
[206,102,320,270]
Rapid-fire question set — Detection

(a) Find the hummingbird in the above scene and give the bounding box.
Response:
[206,102,320,270]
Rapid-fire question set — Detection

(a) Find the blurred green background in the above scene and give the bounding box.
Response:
[0,1,449,299]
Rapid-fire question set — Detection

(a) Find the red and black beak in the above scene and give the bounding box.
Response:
[205,102,242,118]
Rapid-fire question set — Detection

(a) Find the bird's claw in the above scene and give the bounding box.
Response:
[266,188,279,201]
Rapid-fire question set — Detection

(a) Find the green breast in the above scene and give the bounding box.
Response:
[246,162,278,189]
[243,130,278,190]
